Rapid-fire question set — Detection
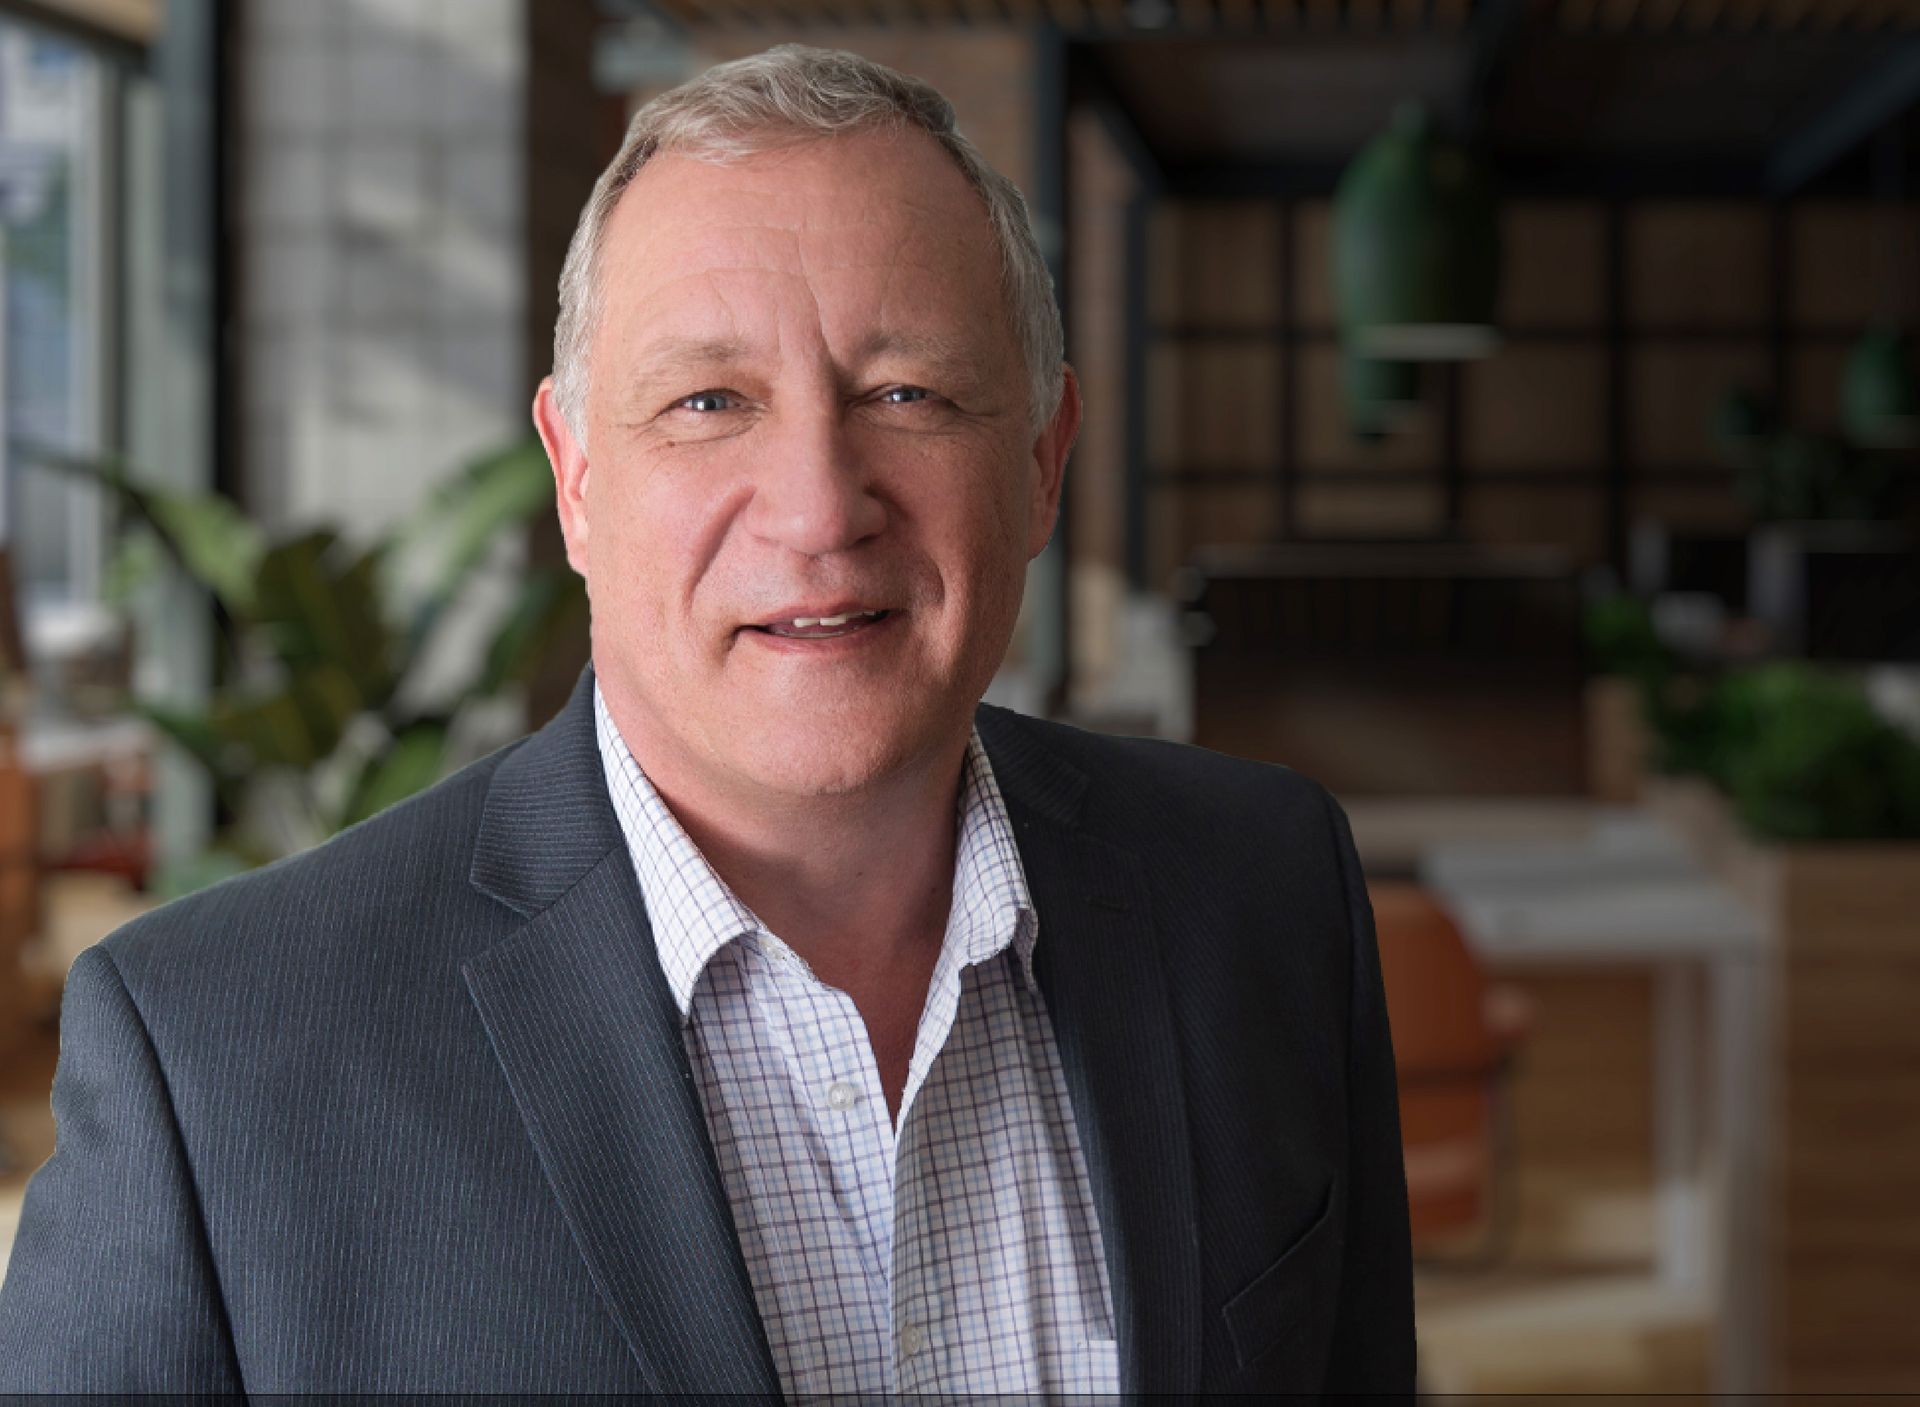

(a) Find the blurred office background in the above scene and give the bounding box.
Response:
[2,0,1919,1394]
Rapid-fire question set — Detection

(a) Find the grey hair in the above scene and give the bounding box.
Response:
[551,44,1063,446]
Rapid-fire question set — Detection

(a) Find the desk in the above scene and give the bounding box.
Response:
[1417,815,1772,1396]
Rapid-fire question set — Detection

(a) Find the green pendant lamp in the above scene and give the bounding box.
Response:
[1342,350,1422,439]
[1842,328,1920,448]
[1333,102,1501,363]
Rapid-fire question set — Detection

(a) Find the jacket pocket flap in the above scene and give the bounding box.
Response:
[1220,1181,1338,1372]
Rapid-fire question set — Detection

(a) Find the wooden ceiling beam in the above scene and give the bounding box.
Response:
[1768,36,1920,191]
[810,0,872,26]
[680,0,764,26]
[1768,0,1821,27]
[1214,0,1260,29]
[949,0,1004,25]
[1807,0,1861,29]
[1682,0,1732,30]
[645,0,712,26]
[721,0,802,24]
[866,0,925,26]
[667,0,1920,27]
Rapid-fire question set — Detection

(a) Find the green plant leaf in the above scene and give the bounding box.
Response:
[151,846,259,901]
[209,690,316,771]
[394,439,556,650]
[102,528,166,609]
[336,719,449,831]
[208,664,366,773]
[1696,664,1920,841]
[145,490,267,615]
[254,531,395,703]
[1584,593,1671,684]
[137,700,242,793]
[478,566,589,697]
[18,444,264,615]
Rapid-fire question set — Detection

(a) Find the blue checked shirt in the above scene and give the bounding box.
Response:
[594,685,1119,1397]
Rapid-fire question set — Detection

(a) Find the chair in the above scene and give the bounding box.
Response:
[1369,880,1532,1260]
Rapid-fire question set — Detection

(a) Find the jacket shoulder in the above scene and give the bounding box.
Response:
[976,704,1339,838]
[97,738,525,989]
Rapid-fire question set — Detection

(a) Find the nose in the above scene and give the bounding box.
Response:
[745,404,887,558]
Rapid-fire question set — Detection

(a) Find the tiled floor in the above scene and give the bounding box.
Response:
[1411,1166,1710,1395]
[1417,1263,1710,1395]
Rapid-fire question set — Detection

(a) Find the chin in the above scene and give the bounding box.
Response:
[717,702,952,799]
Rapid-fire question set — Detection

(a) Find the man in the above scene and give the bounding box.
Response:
[0,46,1413,1395]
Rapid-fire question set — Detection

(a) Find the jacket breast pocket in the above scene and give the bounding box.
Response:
[1220,1181,1341,1383]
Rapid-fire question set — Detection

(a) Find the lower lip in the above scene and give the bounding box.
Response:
[741,612,900,655]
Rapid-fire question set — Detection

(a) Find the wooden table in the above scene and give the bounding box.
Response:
[1414,812,1772,1396]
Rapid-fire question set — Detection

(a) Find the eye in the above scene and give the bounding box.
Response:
[674,390,737,414]
[881,385,933,406]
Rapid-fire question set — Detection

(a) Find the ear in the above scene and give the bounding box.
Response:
[534,376,591,578]
[1026,363,1082,560]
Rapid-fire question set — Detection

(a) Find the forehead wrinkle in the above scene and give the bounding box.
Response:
[629,333,750,374]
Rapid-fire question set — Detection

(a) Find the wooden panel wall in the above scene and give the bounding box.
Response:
[1066,109,1139,700]
[1139,199,1920,588]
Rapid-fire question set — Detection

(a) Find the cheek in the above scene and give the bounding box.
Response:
[921,468,1036,640]
[582,473,685,644]
[587,456,725,594]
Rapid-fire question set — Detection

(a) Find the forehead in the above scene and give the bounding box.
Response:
[594,127,1009,347]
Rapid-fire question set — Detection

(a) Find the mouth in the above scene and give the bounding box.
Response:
[744,607,893,641]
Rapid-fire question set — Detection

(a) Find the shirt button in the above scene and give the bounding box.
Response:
[825,1081,860,1111]
[899,1323,926,1357]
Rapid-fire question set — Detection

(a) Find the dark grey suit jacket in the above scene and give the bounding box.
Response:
[0,668,1415,1394]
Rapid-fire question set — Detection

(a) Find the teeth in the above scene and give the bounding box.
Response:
[785,609,880,629]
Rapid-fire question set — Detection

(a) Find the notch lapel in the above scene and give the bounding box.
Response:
[979,708,1204,1398]
[463,672,779,1396]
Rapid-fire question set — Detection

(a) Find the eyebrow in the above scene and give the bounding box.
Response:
[849,330,990,398]
[852,329,977,371]
[629,335,753,379]
[615,336,751,418]
[622,329,986,408]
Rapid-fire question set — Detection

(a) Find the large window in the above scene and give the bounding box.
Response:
[0,14,115,655]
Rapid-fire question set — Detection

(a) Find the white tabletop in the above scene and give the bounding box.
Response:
[1416,813,1768,962]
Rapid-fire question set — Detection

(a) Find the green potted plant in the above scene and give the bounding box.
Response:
[41,439,585,894]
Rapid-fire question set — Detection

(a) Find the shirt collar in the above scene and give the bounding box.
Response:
[593,681,1039,1020]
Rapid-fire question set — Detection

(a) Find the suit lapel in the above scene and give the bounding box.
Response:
[978,708,1204,1398]
[463,671,779,1396]
[460,677,1201,1395]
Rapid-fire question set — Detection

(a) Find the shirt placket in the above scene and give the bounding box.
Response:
[889,930,993,1393]
[749,934,901,1391]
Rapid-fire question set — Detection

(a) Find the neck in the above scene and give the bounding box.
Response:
[606,697,970,988]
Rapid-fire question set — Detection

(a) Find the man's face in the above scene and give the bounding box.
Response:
[536,127,1078,804]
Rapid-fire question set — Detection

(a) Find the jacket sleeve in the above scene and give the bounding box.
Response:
[0,943,243,1391]
[1321,788,1419,1394]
